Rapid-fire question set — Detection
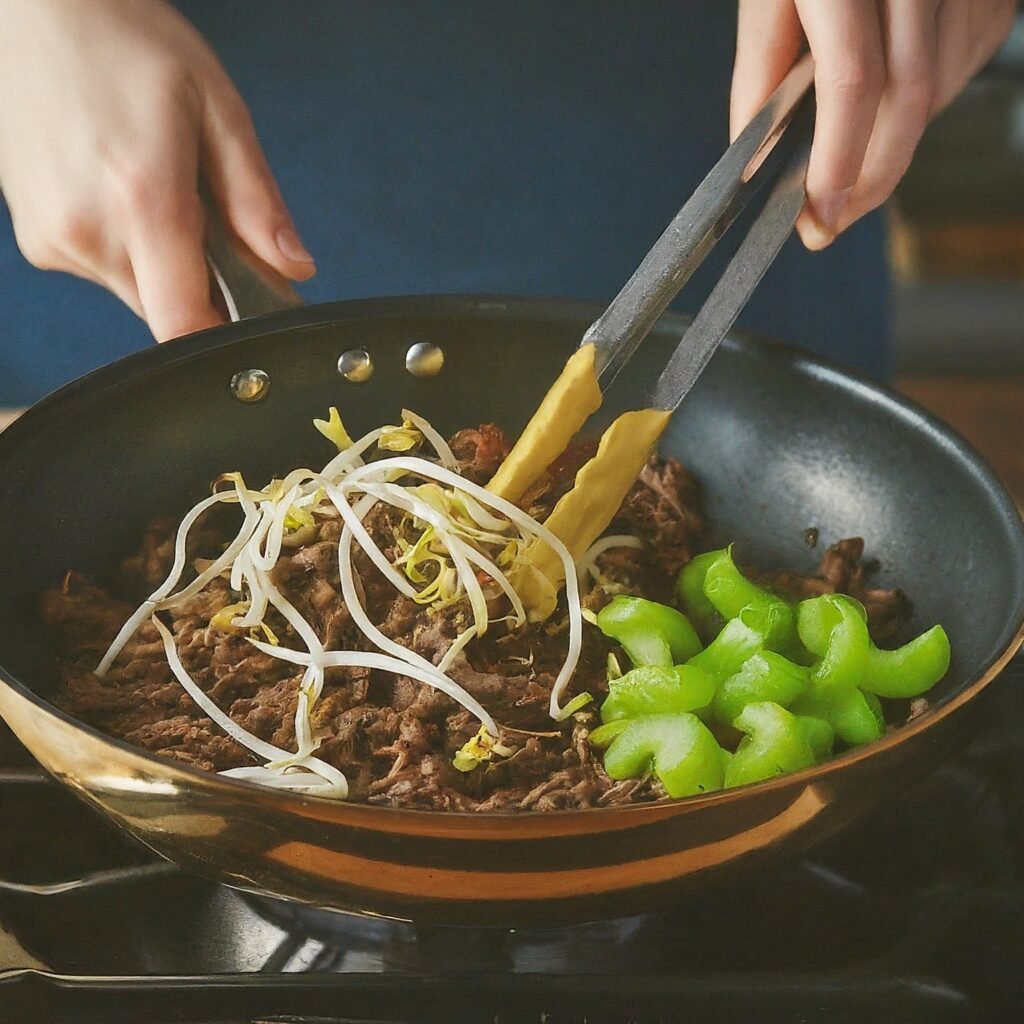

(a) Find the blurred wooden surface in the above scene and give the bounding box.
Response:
[2,376,1023,505]
[896,376,1024,508]
[890,213,1024,281]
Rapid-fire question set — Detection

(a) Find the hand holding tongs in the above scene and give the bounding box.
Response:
[491,56,816,611]
[586,52,816,410]
[492,55,816,499]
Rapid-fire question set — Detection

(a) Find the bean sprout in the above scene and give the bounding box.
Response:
[578,534,645,583]
[96,409,588,798]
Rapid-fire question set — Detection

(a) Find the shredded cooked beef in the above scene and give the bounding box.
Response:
[520,439,599,517]
[608,458,704,594]
[767,537,912,642]
[40,424,910,812]
[447,424,511,485]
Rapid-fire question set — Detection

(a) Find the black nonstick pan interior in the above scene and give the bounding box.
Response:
[1,296,1019,709]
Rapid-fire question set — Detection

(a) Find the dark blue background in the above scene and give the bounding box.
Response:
[0,1,888,406]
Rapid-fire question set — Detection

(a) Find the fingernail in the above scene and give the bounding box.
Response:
[276,226,315,264]
[812,187,854,234]
[797,212,835,252]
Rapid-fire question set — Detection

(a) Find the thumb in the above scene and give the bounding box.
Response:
[199,75,316,282]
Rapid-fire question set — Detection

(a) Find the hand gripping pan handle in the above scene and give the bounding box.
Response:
[201,180,304,322]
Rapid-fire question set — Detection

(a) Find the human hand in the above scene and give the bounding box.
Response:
[0,0,314,341]
[730,0,1017,250]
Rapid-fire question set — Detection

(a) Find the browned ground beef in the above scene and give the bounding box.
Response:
[40,425,909,811]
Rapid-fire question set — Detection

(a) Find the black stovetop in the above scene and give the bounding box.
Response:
[2,663,1023,1024]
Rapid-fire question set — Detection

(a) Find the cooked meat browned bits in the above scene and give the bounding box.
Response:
[41,426,909,811]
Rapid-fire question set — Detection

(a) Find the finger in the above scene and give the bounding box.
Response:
[837,0,940,232]
[932,0,1016,114]
[105,275,145,322]
[119,163,224,342]
[73,246,146,321]
[200,72,316,282]
[794,0,887,249]
[730,0,804,142]
[9,205,146,319]
[43,212,148,319]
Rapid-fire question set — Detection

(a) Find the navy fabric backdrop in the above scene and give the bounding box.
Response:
[0,1,888,406]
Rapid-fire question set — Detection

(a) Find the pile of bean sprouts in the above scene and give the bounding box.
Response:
[94,410,637,800]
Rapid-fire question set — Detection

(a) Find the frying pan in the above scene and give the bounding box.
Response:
[0,279,1022,926]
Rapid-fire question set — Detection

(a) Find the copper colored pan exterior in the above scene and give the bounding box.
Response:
[0,296,1022,926]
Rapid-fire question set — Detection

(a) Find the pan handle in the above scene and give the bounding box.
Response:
[201,182,305,321]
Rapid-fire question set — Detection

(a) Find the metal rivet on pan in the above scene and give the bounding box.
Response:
[405,342,444,378]
[337,348,374,382]
[230,368,270,402]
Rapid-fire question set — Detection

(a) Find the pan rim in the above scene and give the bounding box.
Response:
[1,292,1022,826]
[2,624,1021,829]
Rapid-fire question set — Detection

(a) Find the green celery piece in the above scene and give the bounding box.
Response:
[596,595,702,669]
[713,651,811,725]
[589,718,631,749]
[781,640,818,668]
[676,551,723,630]
[800,594,952,700]
[724,701,818,788]
[797,593,867,652]
[687,618,763,683]
[601,713,727,798]
[793,686,884,746]
[797,594,870,695]
[862,625,951,698]
[794,714,834,760]
[702,547,796,649]
[601,665,716,723]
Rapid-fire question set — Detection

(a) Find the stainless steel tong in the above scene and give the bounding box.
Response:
[582,54,815,410]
